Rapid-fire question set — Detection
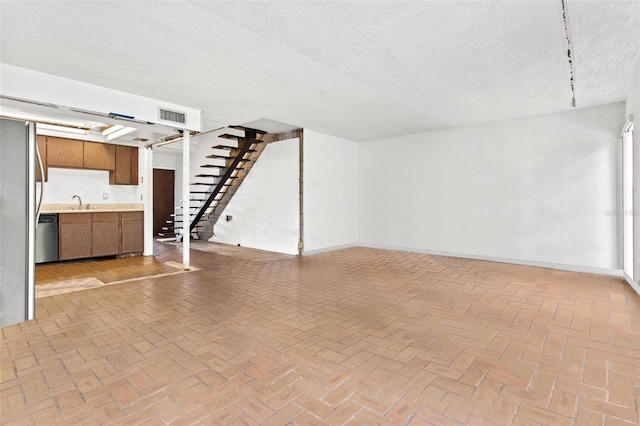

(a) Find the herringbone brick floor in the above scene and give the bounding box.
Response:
[1,244,639,425]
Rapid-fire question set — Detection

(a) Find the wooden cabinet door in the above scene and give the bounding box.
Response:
[110,145,139,185]
[36,136,48,182]
[92,212,119,256]
[121,212,143,254]
[84,142,115,171]
[46,137,84,168]
[59,213,92,260]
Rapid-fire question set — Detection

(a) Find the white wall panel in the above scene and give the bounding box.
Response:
[212,138,299,255]
[625,55,640,284]
[303,130,358,253]
[359,103,624,271]
[42,168,138,204]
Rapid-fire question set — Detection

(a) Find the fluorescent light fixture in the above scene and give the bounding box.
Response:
[37,123,89,134]
[105,126,136,141]
[0,107,86,127]
[102,124,125,136]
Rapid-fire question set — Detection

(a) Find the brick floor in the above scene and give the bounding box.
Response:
[2,244,639,425]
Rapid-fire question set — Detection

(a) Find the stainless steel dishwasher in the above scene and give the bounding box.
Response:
[36,213,59,263]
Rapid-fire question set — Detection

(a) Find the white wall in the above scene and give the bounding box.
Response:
[212,138,299,255]
[303,130,358,253]
[42,167,140,204]
[359,103,624,271]
[626,55,640,281]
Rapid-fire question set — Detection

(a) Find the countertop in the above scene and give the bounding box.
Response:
[40,203,144,213]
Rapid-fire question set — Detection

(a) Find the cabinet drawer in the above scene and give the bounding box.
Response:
[121,211,143,221]
[92,212,119,222]
[59,213,91,223]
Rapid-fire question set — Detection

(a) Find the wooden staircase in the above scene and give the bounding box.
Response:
[168,125,267,241]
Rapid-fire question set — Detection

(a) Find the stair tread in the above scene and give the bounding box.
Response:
[212,145,236,150]
[229,125,267,135]
[211,145,256,153]
[219,133,241,140]
[206,154,233,159]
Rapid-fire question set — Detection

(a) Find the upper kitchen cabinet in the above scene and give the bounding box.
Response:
[36,135,48,182]
[83,141,115,171]
[46,137,83,168]
[110,145,138,185]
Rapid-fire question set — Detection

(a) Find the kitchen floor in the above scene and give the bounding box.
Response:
[35,247,191,298]
[35,255,182,286]
[2,243,639,425]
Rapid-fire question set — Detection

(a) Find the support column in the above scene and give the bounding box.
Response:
[143,145,154,256]
[182,131,190,269]
[298,129,304,256]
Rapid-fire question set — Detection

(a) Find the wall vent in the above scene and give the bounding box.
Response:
[159,108,186,124]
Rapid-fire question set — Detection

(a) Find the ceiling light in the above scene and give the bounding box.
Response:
[37,123,89,134]
[102,124,125,136]
[105,126,136,141]
[0,107,86,127]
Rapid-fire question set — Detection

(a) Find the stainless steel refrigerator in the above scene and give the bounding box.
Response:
[0,118,37,327]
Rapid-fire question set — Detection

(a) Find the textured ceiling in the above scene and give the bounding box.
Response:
[0,1,638,141]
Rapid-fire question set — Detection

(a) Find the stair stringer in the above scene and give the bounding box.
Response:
[197,137,268,240]
[197,129,302,241]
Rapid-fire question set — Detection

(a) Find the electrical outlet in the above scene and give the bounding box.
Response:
[102,193,108,200]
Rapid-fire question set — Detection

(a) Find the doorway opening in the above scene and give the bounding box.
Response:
[153,168,176,238]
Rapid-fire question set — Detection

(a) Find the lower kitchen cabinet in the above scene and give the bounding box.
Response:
[121,212,144,254]
[59,213,92,260]
[59,211,143,261]
[92,212,119,256]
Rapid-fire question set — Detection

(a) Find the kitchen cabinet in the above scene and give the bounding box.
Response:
[110,145,139,185]
[83,142,115,171]
[47,137,83,168]
[36,135,48,182]
[58,211,143,261]
[92,212,119,256]
[36,136,138,185]
[120,212,144,254]
[59,213,92,260]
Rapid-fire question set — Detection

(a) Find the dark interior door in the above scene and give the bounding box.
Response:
[153,169,175,236]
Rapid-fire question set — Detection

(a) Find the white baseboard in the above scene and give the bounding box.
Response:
[300,243,640,296]
[303,243,358,256]
[623,272,640,297]
[358,243,622,277]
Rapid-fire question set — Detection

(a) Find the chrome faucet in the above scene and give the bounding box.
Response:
[72,194,82,209]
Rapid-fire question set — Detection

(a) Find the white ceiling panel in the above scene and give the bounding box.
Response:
[0,1,638,141]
